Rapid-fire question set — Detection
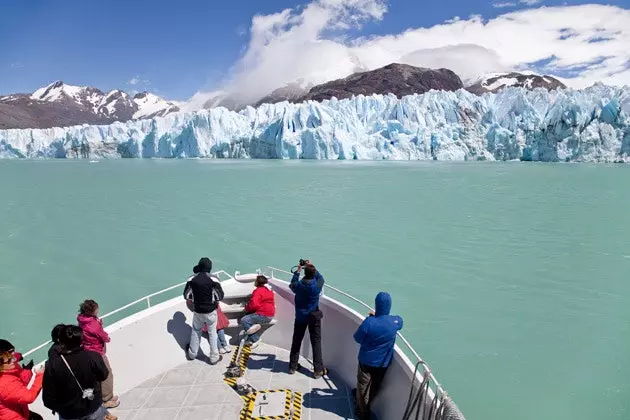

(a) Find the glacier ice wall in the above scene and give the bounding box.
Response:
[1,84,629,162]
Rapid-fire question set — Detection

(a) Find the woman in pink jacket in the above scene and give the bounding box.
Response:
[77,300,120,409]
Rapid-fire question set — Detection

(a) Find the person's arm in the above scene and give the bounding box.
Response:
[92,353,109,382]
[313,271,325,293]
[213,280,225,301]
[95,319,111,344]
[289,271,300,293]
[1,372,43,404]
[183,281,192,300]
[353,320,369,344]
[245,289,261,313]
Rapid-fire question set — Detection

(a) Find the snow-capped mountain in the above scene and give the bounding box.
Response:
[467,72,566,94]
[0,81,180,130]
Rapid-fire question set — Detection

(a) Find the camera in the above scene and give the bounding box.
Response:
[82,388,95,401]
[299,258,309,266]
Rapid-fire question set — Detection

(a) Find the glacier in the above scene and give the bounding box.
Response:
[1,84,629,162]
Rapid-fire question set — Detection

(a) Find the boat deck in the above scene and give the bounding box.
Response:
[109,342,356,420]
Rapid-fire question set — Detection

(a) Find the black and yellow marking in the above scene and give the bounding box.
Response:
[223,344,253,399]
[237,389,302,420]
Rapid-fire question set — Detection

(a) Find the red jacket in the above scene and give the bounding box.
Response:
[0,365,43,420]
[201,305,230,333]
[245,286,275,317]
[77,314,110,355]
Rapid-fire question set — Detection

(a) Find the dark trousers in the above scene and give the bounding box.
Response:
[355,362,388,420]
[29,412,43,420]
[289,318,323,372]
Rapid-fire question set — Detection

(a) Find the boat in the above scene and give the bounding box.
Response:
[23,267,464,420]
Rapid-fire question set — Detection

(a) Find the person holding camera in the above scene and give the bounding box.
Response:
[352,292,403,420]
[42,325,109,420]
[288,260,326,378]
[183,257,225,365]
[0,339,44,420]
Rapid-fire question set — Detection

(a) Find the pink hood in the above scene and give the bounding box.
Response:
[77,314,110,355]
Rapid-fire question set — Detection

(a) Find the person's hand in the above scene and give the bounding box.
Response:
[368,311,375,316]
[34,364,45,374]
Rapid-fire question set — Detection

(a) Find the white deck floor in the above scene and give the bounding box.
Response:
[109,342,356,420]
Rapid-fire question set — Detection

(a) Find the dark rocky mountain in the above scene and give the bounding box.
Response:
[466,72,566,95]
[0,81,180,130]
[253,64,464,107]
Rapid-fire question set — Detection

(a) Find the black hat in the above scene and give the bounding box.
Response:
[0,339,14,353]
[193,257,212,273]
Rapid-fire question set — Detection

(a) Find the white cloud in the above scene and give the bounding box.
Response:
[191,2,630,107]
[128,77,140,85]
[520,0,542,5]
[127,76,150,87]
[492,2,516,8]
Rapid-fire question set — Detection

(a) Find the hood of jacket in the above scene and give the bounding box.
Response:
[374,292,391,317]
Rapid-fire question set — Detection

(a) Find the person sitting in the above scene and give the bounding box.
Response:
[183,257,225,365]
[289,261,326,378]
[0,340,44,420]
[77,300,119,409]
[43,325,109,420]
[352,292,403,420]
[240,275,275,349]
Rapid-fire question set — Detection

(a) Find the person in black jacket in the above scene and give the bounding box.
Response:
[183,257,225,365]
[43,325,109,420]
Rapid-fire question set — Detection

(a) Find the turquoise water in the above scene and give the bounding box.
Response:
[0,160,629,420]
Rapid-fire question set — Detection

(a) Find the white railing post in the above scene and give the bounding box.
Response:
[146,296,151,308]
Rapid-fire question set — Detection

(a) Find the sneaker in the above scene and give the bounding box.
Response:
[246,324,261,335]
[111,396,119,402]
[105,414,118,420]
[313,368,329,379]
[246,341,259,350]
[209,355,224,365]
[288,368,296,375]
[220,347,231,354]
[103,399,120,409]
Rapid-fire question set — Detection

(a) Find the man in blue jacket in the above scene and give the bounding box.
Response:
[353,292,403,420]
[288,260,326,378]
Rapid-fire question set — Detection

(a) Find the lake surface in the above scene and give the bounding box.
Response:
[0,160,628,420]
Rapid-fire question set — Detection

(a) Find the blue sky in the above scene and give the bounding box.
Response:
[1,0,629,101]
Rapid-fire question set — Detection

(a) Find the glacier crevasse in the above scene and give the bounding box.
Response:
[1,84,629,162]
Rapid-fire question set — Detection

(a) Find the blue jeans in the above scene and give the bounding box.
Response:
[240,313,272,343]
[189,311,219,363]
[217,329,228,348]
[59,405,106,420]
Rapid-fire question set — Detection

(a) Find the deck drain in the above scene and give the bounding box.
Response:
[241,389,302,420]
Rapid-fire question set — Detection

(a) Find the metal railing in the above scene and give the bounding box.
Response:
[23,270,233,359]
[265,266,445,398]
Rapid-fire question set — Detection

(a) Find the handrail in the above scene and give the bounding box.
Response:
[265,266,445,397]
[22,270,233,359]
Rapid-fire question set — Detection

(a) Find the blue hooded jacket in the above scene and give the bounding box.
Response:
[353,292,403,368]
[289,270,325,323]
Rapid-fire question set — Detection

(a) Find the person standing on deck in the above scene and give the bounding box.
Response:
[288,260,327,378]
[240,275,275,349]
[183,257,225,365]
[77,300,119,410]
[353,292,403,420]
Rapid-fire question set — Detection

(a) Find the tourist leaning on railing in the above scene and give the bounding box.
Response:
[353,292,404,420]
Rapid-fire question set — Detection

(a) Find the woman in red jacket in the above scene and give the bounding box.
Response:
[0,342,44,420]
[240,275,275,349]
